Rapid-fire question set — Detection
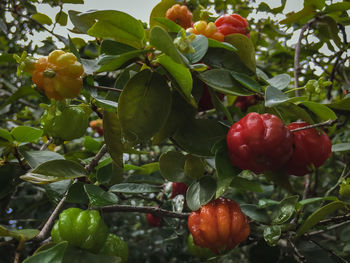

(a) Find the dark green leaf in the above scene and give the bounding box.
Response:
[272,195,299,224]
[326,96,350,111]
[19,149,64,169]
[63,245,121,263]
[186,176,217,211]
[83,136,101,153]
[296,201,345,238]
[185,35,208,64]
[280,5,316,25]
[68,35,81,63]
[153,17,183,32]
[0,86,40,110]
[231,71,261,92]
[0,225,39,241]
[20,160,86,184]
[32,13,53,25]
[265,86,306,107]
[11,126,43,143]
[55,11,68,26]
[125,172,165,185]
[231,176,263,193]
[23,241,68,263]
[118,70,172,145]
[297,196,338,210]
[100,40,136,55]
[0,128,13,142]
[208,38,237,52]
[240,204,270,223]
[324,2,350,13]
[109,183,161,194]
[198,69,254,96]
[66,182,89,204]
[84,184,119,206]
[159,151,187,182]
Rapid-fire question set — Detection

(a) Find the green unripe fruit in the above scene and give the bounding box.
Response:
[99,233,129,263]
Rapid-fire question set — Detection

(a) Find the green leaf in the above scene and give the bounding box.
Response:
[19,149,65,168]
[149,26,184,64]
[240,204,270,223]
[326,96,350,111]
[125,172,165,185]
[198,69,255,96]
[265,85,306,107]
[231,71,261,92]
[118,70,172,145]
[304,0,325,10]
[258,199,280,209]
[84,184,119,206]
[296,201,345,238]
[186,176,217,211]
[55,11,68,26]
[23,241,68,263]
[157,54,195,107]
[32,13,53,25]
[109,183,161,194]
[208,38,237,52]
[100,40,136,55]
[264,225,281,246]
[332,143,350,153]
[97,50,151,72]
[185,35,208,64]
[63,245,121,263]
[0,86,40,110]
[103,111,124,167]
[97,160,124,186]
[70,10,145,49]
[207,86,233,124]
[68,35,81,63]
[20,160,86,184]
[62,0,84,3]
[324,2,350,13]
[172,118,228,157]
[153,17,183,32]
[0,225,39,241]
[159,151,186,182]
[272,195,299,224]
[0,164,21,199]
[297,196,338,210]
[267,74,291,90]
[280,5,316,25]
[11,126,43,143]
[300,101,337,132]
[66,182,89,204]
[224,34,256,73]
[124,162,160,175]
[0,128,13,142]
[93,97,118,111]
[231,176,263,193]
[83,136,101,153]
[149,0,177,29]
[316,16,342,48]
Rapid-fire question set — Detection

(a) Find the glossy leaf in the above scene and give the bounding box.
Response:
[109,183,161,194]
[172,118,228,157]
[66,182,89,204]
[272,195,299,224]
[84,184,119,206]
[224,34,256,73]
[185,35,208,64]
[265,86,306,107]
[296,201,345,238]
[198,69,254,96]
[297,196,338,210]
[11,126,43,143]
[23,241,68,263]
[157,54,195,107]
[118,70,172,145]
[267,74,291,90]
[240,204,270,223]
[100,40,136,55]
[159,151,186,182]
[264,226,281,247]
[0,225,39,241]
[153,17,183,32]
[208,38,237,52]
[231,176,263,193]
[186,176,217,211]
[231,71,261,92]
[103,111,124,167]
[20,160,86,184]
[19,149,64,169]
[149,26,183,64]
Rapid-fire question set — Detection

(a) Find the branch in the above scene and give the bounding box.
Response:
[288,238,306,263]
[294,17,317,96]
[91,102,103,119]
[307,219,350,236]
[40,138,53,151]
[84,144,108,174]
[289,119,337,133]
[307,238,348,263]
[96,205,190,219]
[94,86,123,93]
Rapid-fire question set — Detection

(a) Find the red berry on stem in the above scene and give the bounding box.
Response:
[146,213,162,227]
[170,182,188,199]
[286,122,332,176]
[215,14,249,36]
[226,112,293,173]
[198,85,225,111]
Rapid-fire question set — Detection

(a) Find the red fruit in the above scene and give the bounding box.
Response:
[226,112,293,173]
[170,182,188,199]
[234,95,258,112]
[188,198,250,254]
[286,122,332,176]
[215,14,249,36]
[198,86,225,111]
[165,4,193,29]
[146,213,162,227]
[89,119,103,136]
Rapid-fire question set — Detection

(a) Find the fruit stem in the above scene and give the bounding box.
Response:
[289,119,337,133]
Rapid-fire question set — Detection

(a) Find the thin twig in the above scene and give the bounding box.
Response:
[97,204,190,219]
[288,238,306,263]
[318,213,350,226]
[308,238,348,263]
[290,119,337,133]
[94,85,123,93]
[294,17,317,96]
[40,138,53,151]
[302,174,312,200]
[85,144,108,174]
[91,103,103,119]
[307,219,350,236]
[0,90,38,109]
[12,147,29,171]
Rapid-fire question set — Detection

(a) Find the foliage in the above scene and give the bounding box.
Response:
[1,0,350,262]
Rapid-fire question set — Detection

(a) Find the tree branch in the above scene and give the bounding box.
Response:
[96,205,190,219]
[84,144,108,174]
[94,85,123,93]
[289,119,337,133]
[294,17,317,96]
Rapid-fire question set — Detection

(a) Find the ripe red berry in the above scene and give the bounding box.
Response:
[234,95,258,112]
[198,85,225,111]
[214,14,249,36]
[146,213,162,227]
[286,122,332,176]
[226,112,293,173]
[170,182,188,199]
[188,198,250,254]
